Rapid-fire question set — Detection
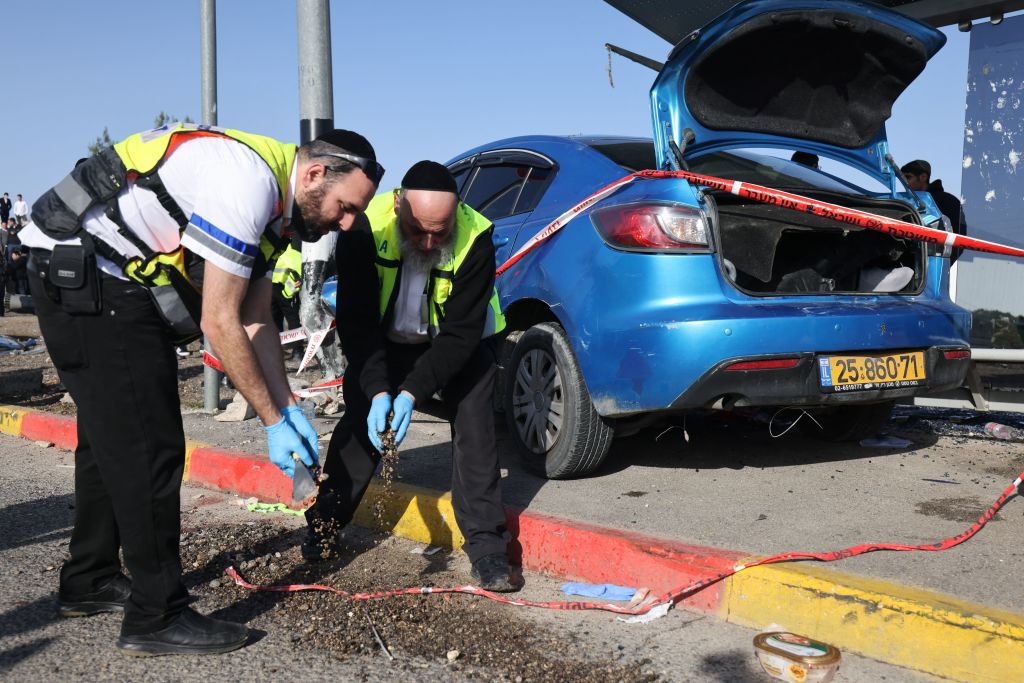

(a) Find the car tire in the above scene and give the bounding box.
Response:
[504,322,614,479]
[808,401,896,442]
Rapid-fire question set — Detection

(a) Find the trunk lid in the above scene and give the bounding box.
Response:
[649,0,945,184]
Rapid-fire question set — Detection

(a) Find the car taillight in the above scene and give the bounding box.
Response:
[943,349,971,360]
[725,358,801,371]
[591,203,709,251]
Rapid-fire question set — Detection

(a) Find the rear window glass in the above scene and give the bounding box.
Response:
[590,142,657,172]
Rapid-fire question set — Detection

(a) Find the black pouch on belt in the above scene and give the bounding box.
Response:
[48,243,101,314]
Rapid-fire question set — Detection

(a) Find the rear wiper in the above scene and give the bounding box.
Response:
[886,154,926,211]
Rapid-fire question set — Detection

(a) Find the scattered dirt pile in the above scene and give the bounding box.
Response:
[181,523,659,682]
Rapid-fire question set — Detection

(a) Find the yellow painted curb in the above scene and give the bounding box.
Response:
[0,405,26,437]
[353,480,464,551]
[724,562,1024,683]
[182,439,208,482]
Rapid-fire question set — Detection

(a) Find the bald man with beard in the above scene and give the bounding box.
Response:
[304,161,519,592]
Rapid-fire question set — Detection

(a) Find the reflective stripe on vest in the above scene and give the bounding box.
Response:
[366,191,506,339]
[115,122,297,274]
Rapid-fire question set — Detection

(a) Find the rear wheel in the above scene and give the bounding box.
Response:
[504,323,614,479]
[808,401,896,442]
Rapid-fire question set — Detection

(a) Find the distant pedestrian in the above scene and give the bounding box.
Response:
[11,249,28,294]
[12,194,29,227]
[6,219,21,247]
[901,159,967,261]
[0,192,11,223]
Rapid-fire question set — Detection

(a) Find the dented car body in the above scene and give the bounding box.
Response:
[444,0,971,478]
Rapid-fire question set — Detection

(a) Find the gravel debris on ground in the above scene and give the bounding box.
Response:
[180,522,659,682]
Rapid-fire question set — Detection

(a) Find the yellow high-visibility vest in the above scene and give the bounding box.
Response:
[365,190,505,339]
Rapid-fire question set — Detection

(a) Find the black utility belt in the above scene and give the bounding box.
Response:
[29,244,102,314]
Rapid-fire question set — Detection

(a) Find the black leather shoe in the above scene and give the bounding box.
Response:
[58,574,131,618]
[470,553,522,593]
[117,608,249,656]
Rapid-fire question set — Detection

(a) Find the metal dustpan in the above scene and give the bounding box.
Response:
[291,456,323,505]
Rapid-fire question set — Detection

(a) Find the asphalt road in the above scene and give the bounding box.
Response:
[181,398,1024,614]
[0,431,931,682]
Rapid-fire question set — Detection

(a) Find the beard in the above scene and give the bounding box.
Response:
[395,212,455,271]
[291,181,336,242]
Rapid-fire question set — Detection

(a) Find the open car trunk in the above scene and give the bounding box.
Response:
[711,192,926,295]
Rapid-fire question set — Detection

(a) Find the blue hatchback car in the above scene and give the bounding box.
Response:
[435,0,972,478]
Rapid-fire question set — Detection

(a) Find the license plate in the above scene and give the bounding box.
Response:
[818,352,927,392]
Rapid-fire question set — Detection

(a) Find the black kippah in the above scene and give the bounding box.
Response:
[401,160,457,193]
[313,129,376,161]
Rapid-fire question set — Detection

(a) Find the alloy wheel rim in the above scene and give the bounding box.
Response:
[511,348,565,454]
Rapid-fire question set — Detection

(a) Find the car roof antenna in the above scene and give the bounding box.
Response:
[886,153,926,212]
[669,128,696,171]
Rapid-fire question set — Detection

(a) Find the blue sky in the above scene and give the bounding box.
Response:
[0,1,1000,205]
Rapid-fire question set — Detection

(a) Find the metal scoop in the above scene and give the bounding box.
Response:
[291,454,323,505]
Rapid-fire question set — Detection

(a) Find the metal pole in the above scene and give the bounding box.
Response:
[296,0,344,379]
[200,0,222,412]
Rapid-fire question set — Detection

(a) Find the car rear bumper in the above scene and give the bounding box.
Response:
[668,346,970,410]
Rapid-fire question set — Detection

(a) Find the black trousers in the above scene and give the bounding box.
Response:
[308,340,510,563]
[270,284,300,332]
[29,269,189,636]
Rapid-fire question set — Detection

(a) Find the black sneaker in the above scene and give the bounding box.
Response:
[116,608,249,656]
[470,553,522,593]
[58,573,131,618]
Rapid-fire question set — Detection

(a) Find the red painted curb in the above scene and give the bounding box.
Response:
[16,408,741,612]
[188,446,292,504]
[508,508,742,610]
[21,411,77,450]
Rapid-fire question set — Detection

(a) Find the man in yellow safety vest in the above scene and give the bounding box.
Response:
[19,123,382,655]
[303,161,520,592]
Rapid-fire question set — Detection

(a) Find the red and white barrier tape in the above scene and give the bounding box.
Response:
[202,320,342,398]
[226,472,1022,617]
[494,168,1024,277]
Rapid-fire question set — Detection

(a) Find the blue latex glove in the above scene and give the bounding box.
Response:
[390,392,415,447]
[281,405,319,467]
[264,416,315,477]
[367,393,393,452]
[560,582,637,601]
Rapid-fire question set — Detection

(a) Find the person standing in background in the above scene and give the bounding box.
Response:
[0,192,12,224]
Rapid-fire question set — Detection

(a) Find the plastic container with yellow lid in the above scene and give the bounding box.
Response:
[753,632,841,683]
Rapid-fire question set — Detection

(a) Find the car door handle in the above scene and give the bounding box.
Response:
[493,236,511,247]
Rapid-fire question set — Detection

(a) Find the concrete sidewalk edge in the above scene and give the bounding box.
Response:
[2,404,1020,682]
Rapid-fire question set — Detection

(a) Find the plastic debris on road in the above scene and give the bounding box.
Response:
[410,545,443,556]
[617,602,671,624]
[246,501,304,516]
[754,631,841,682]
[0,335,37,356]
[560,582,638,601]
[984,422,1021,440]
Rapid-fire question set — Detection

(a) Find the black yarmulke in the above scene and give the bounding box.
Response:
[314,129,376,161]
[401,160,457,193]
